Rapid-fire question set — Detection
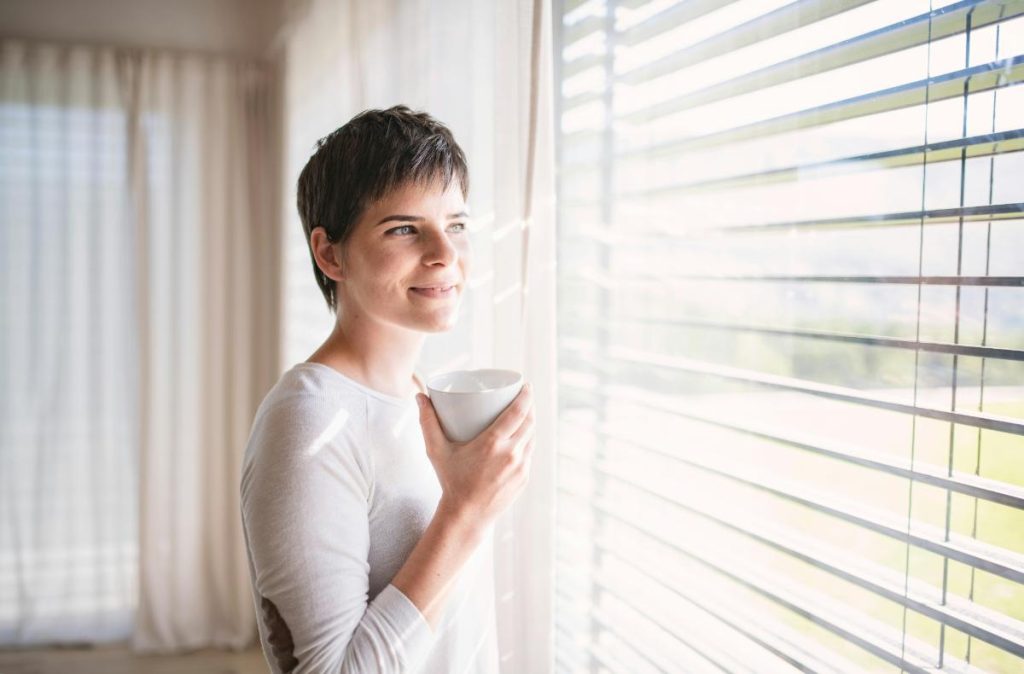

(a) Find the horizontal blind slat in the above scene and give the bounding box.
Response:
[556,423,1024,584]
[562,346,1024,434]
[618,0,742,45]
[558,550,869,674]
[565,269,1024,286]
[610,128,1024,196]
[567,124,1024,180]
[617,1,1023,113]
[556,508,1008,674]
[554,556,887,674]
[561,202,1024,234]
[555,577,728,674]
[555,514,939,674]
[578,56,1024,153]
[618,0,875,79]
[577,478,1024,656]
[556,396,1024,508]
[562,563,828,674]
[561,313,1024,363]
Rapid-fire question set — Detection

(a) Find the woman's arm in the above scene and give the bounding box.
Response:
[388,497,486,630]
[240,384,534,673]
[241,400,437,674]
[391,384,536,629]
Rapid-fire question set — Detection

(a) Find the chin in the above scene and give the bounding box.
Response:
[421,316,459,333]
[415,308,460,333]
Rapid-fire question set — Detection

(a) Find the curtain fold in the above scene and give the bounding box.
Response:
[0,39,281,651]
[128,49,280,653]
[280,0,557,671]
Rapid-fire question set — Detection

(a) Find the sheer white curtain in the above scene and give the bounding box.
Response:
[0,40,280,651]
[1,41,137,646]
[280,0,557,672]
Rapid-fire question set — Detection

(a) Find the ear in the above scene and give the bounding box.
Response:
[310,227,345,281]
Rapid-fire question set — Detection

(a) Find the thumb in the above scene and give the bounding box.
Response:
[416,394,447,451]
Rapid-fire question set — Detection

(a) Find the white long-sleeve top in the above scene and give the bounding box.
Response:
[240,362,499,674]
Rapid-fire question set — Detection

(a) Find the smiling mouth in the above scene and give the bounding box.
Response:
[410,285,457,298]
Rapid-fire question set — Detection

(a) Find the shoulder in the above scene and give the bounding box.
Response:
[241,364,373,493]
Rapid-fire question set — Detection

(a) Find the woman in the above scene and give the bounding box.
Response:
[240,105,536,674]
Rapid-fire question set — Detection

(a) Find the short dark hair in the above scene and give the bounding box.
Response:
[296,105,470,313]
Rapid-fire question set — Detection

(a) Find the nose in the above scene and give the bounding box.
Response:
[421,227,459,267]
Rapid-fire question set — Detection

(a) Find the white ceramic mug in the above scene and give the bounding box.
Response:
[426,369,524,442]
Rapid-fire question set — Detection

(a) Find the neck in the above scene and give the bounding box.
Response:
[307,312,427,399]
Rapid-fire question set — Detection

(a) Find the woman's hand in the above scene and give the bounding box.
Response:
[416,383,536,524]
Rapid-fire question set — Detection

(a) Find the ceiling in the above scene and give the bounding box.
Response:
[0,0,287,58]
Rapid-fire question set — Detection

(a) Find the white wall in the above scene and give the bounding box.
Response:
[0,0,285,57]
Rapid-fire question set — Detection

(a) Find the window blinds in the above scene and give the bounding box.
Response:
[553,1,1024,672]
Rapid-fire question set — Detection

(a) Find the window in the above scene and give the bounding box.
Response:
[553,1,1024,671]
[1,80,138,643]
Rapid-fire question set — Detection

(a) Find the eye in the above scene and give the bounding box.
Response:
[385,223,466,236]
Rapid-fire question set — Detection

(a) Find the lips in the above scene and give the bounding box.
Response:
[410,280,459,291]
[410,285,457,299]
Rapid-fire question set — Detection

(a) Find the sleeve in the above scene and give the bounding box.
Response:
[240,400,435,674]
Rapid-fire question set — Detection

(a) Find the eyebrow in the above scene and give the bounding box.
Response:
[375,212,468,227]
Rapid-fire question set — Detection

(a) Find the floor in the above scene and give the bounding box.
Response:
[0,646,268,674]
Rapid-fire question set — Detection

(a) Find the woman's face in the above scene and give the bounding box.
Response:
[337,178,472,334]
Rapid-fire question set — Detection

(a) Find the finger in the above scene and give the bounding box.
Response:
[416,394,448,451]
[486,384,532,440]
[507,408,535,452]
[524,436,536,461]
[518,439,535,479]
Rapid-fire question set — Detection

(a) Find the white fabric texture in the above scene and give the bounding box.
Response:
[0,39,281,650]
[1,40,138,646]
[240,363,498,674]
[126,48,280,654]
[279,1,557,670]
